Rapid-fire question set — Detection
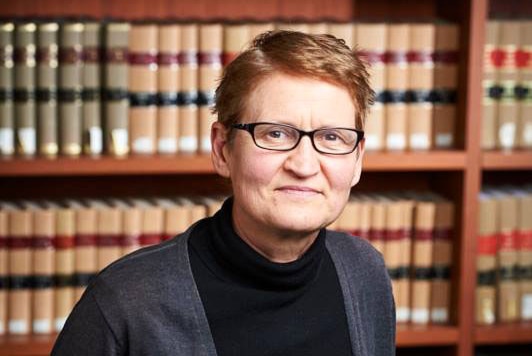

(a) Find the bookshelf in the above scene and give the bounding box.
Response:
[0,0,530,356]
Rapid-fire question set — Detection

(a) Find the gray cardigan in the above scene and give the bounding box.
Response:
[52,226,396,356]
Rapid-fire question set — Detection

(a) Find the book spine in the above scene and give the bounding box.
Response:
[164,204,191,238]
[476,195,498,325]
[431,200,454,324]
[14,22,37,157]
[356,23,387,151]
[0,23,15,157]
[59,22,84,157]
[385,24,409,151]
[518,192,532,320]
[7,208,32,335]
[517,20,532,149]
[122,206,141,256]
[157,24,180,155]
[482,21,501,150]
[54,208,75,332]
[248,23,275,42]
[0,211,8,335]
[198,24,222,153]
[411,201,435,324]
[407,23,435,151]
[496,21,521,150]
[32,208,55,334]
[129,23,158,155]
[179,24,199,153]
[74,207,98,301]
[223,23,250,66]
[140,206,163,247]
[327,22,355,50]
[36,22,59,157]
[369,201,386,255]
[496,193,520,322]
[82,22,103,156]
[104,22,130,157]
[97,206,123,270]
[433,23,459,149]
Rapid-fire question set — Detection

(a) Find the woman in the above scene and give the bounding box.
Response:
[53,30,395,356]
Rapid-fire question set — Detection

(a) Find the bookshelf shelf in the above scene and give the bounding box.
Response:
[396,325,459,347]
[475,322,532,345]
[0,334,56,356]
[482,151,532,170]
[0,151,467,177]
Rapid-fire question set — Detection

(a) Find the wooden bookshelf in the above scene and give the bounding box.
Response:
[482,151,532,170]
[475,322,532,345]
[0,0,531,356]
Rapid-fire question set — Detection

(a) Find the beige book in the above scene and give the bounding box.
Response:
[7,204,32,335]
[0,209,7,335]
[54,207,75,332]
[0,22,14,157]
[248,23,275,42]
[95,200,123,270]
[223,23,250,65]
[179,24,199,153]
[36,22,59,157]
[517,191,532,320]
[517,21,532,149]
[327,22,355,49]
[14,22,37,156]
[59,22,84,157]
[482,21,500,150]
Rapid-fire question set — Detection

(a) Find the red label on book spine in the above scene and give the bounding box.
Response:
[106,48,128,63]
[75,234,97,247]
[139,234,161,246]
[178,52,198,65]
[406,51,434,63]
[517,231,532,251]
[384,51,408,64]
[121,234,140,247]
[198,52,222,65]
[434,228,452,241]
[386,230,406,241]
[478,234,497,255]
[7,237,32,248]
[84,47,101,63]
[0,236,6,248]
[161,234,173,242]
[129,52,157,65]
[433,51,458,64]
[490,49,506,67]
[498,231,517,250]
[98,234,122,247]
[59,48,83,64]
[415,229,433,241]
[222,52,239,66]
[55,236,75,249]
[33,236,54,248]
[515,50,530,68]
[158,53,179,65]
[369,229,385,242]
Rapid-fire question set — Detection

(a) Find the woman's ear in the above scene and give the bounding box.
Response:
[351,139,365,187]
[211,121,231,178]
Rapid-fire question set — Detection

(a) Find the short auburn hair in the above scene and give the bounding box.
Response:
[213,30,374,131]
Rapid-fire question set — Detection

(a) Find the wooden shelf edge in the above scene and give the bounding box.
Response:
[0,151,467,177]
[482,151,532,170]
[363,151,466,171]
[0,155,216,176]
[475,322,532,345]
[396,324,459,347]
[0,334,56,356]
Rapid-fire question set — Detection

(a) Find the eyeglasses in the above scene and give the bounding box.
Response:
[231,122,364,155]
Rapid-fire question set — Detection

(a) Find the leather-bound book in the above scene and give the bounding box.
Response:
[54,206,75,332]
[248,22,275,42]
[151,198,184,241]
[31,205,55,334]
[369,196,386,255]
[58,22,84,157]
[476,192,497,325]
[223,22,250,66]
[482,21,500,150]
[0,208,7,335]
[178,23,199,153]
[95,200,123,270]
[157,23,180,155]
[82,22,103,156]
[385,23,409,151]
[118,199,142,256]
[357,23,387,151]
[517,189,532,320]
[517,20,532,149]
[129,23,158,155]
[407,22,435,151]
[103,22,130,157]
[433,23,459,149]
[14,22,37,157]
[0,23,15,157]
[199,23,222,153]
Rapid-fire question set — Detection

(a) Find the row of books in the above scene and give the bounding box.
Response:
[483,20,532,151]
[0,196,224,335]
[330,192,455,325]
[477,186,532,325]
[0,19,460,158]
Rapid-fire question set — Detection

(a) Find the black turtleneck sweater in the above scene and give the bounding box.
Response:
[188,198,352,356]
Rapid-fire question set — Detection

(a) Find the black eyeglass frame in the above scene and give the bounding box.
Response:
[231,122,365,155]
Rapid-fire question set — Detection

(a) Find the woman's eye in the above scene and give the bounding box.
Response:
[324,133,339,141]
[268,130,284,139]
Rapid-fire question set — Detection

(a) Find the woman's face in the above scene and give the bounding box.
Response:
[211,73,364,239]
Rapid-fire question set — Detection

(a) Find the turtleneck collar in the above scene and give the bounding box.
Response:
[207,197,326,290]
